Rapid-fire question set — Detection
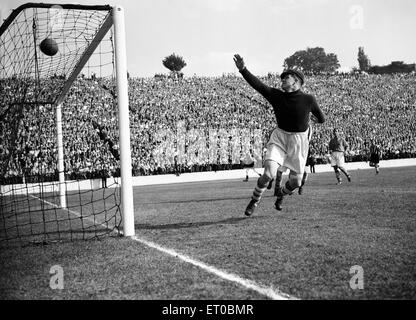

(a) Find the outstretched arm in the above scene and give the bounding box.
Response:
[233,54,273,98]
[310,114,318,123]
[233,54,246,72]
[310,96,325,124]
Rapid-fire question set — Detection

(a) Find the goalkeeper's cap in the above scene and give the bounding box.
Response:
[280,69,305,85]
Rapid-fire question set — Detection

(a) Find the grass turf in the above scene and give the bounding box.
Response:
[1,166,415,299]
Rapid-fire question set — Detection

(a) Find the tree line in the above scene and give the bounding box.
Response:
[160,47,414,76]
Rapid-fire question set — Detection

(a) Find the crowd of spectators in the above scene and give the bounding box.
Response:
[1,71,415,183]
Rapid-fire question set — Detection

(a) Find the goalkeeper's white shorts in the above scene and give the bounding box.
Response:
[265,126,311,175]
[330,151,345,167]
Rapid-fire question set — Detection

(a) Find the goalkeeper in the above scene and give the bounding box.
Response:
[233,54,325,216]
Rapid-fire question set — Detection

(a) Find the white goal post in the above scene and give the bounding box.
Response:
[113,6,135,237]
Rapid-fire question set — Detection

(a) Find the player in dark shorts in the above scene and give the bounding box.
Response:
[307,148,316,173]
[369,140,382,174]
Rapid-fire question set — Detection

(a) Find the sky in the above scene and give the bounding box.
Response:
[1,0,415,77]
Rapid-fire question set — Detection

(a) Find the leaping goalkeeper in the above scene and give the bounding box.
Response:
[233,54,325,216]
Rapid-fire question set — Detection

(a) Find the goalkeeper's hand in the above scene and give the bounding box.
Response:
[311,114,318,123]
[233,54,246,71]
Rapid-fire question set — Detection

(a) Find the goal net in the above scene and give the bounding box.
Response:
[0,3,135,245]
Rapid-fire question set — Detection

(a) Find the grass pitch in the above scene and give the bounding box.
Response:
[1,166,415,299]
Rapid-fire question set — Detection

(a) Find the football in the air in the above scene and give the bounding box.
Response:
[40,37,59,56]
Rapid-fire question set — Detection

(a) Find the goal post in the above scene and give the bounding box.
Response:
[56,102,66,209]
[0,3,135,243]
[113,5,135,237]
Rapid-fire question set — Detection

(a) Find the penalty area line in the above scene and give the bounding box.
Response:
[131,235,298,300]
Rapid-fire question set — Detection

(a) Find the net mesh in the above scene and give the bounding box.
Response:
[0,4,123,245]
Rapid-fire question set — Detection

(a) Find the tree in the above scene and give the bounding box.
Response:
[357,47,371,72]
[283,47,340,74]
[162,53,187,73]
[368,61,415,74]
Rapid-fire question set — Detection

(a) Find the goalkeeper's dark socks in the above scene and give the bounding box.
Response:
[282,181,295,196]
[252,185,267,201]
[301,171,308,186]
[252,178,268,201]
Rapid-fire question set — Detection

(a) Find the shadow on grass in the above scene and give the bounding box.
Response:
[135,216,267,230]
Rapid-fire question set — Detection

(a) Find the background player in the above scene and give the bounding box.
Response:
[297,147,318,195]
[369,139,382,174]
[307,147,317,173]
[328,128,351,184]
[241,149,262,181]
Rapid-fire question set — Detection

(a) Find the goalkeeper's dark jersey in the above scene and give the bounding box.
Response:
[240,68,325,132]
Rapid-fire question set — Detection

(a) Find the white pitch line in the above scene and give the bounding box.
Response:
[29,195,115,232]
[131,235,297,300]
[29,195,297,300]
